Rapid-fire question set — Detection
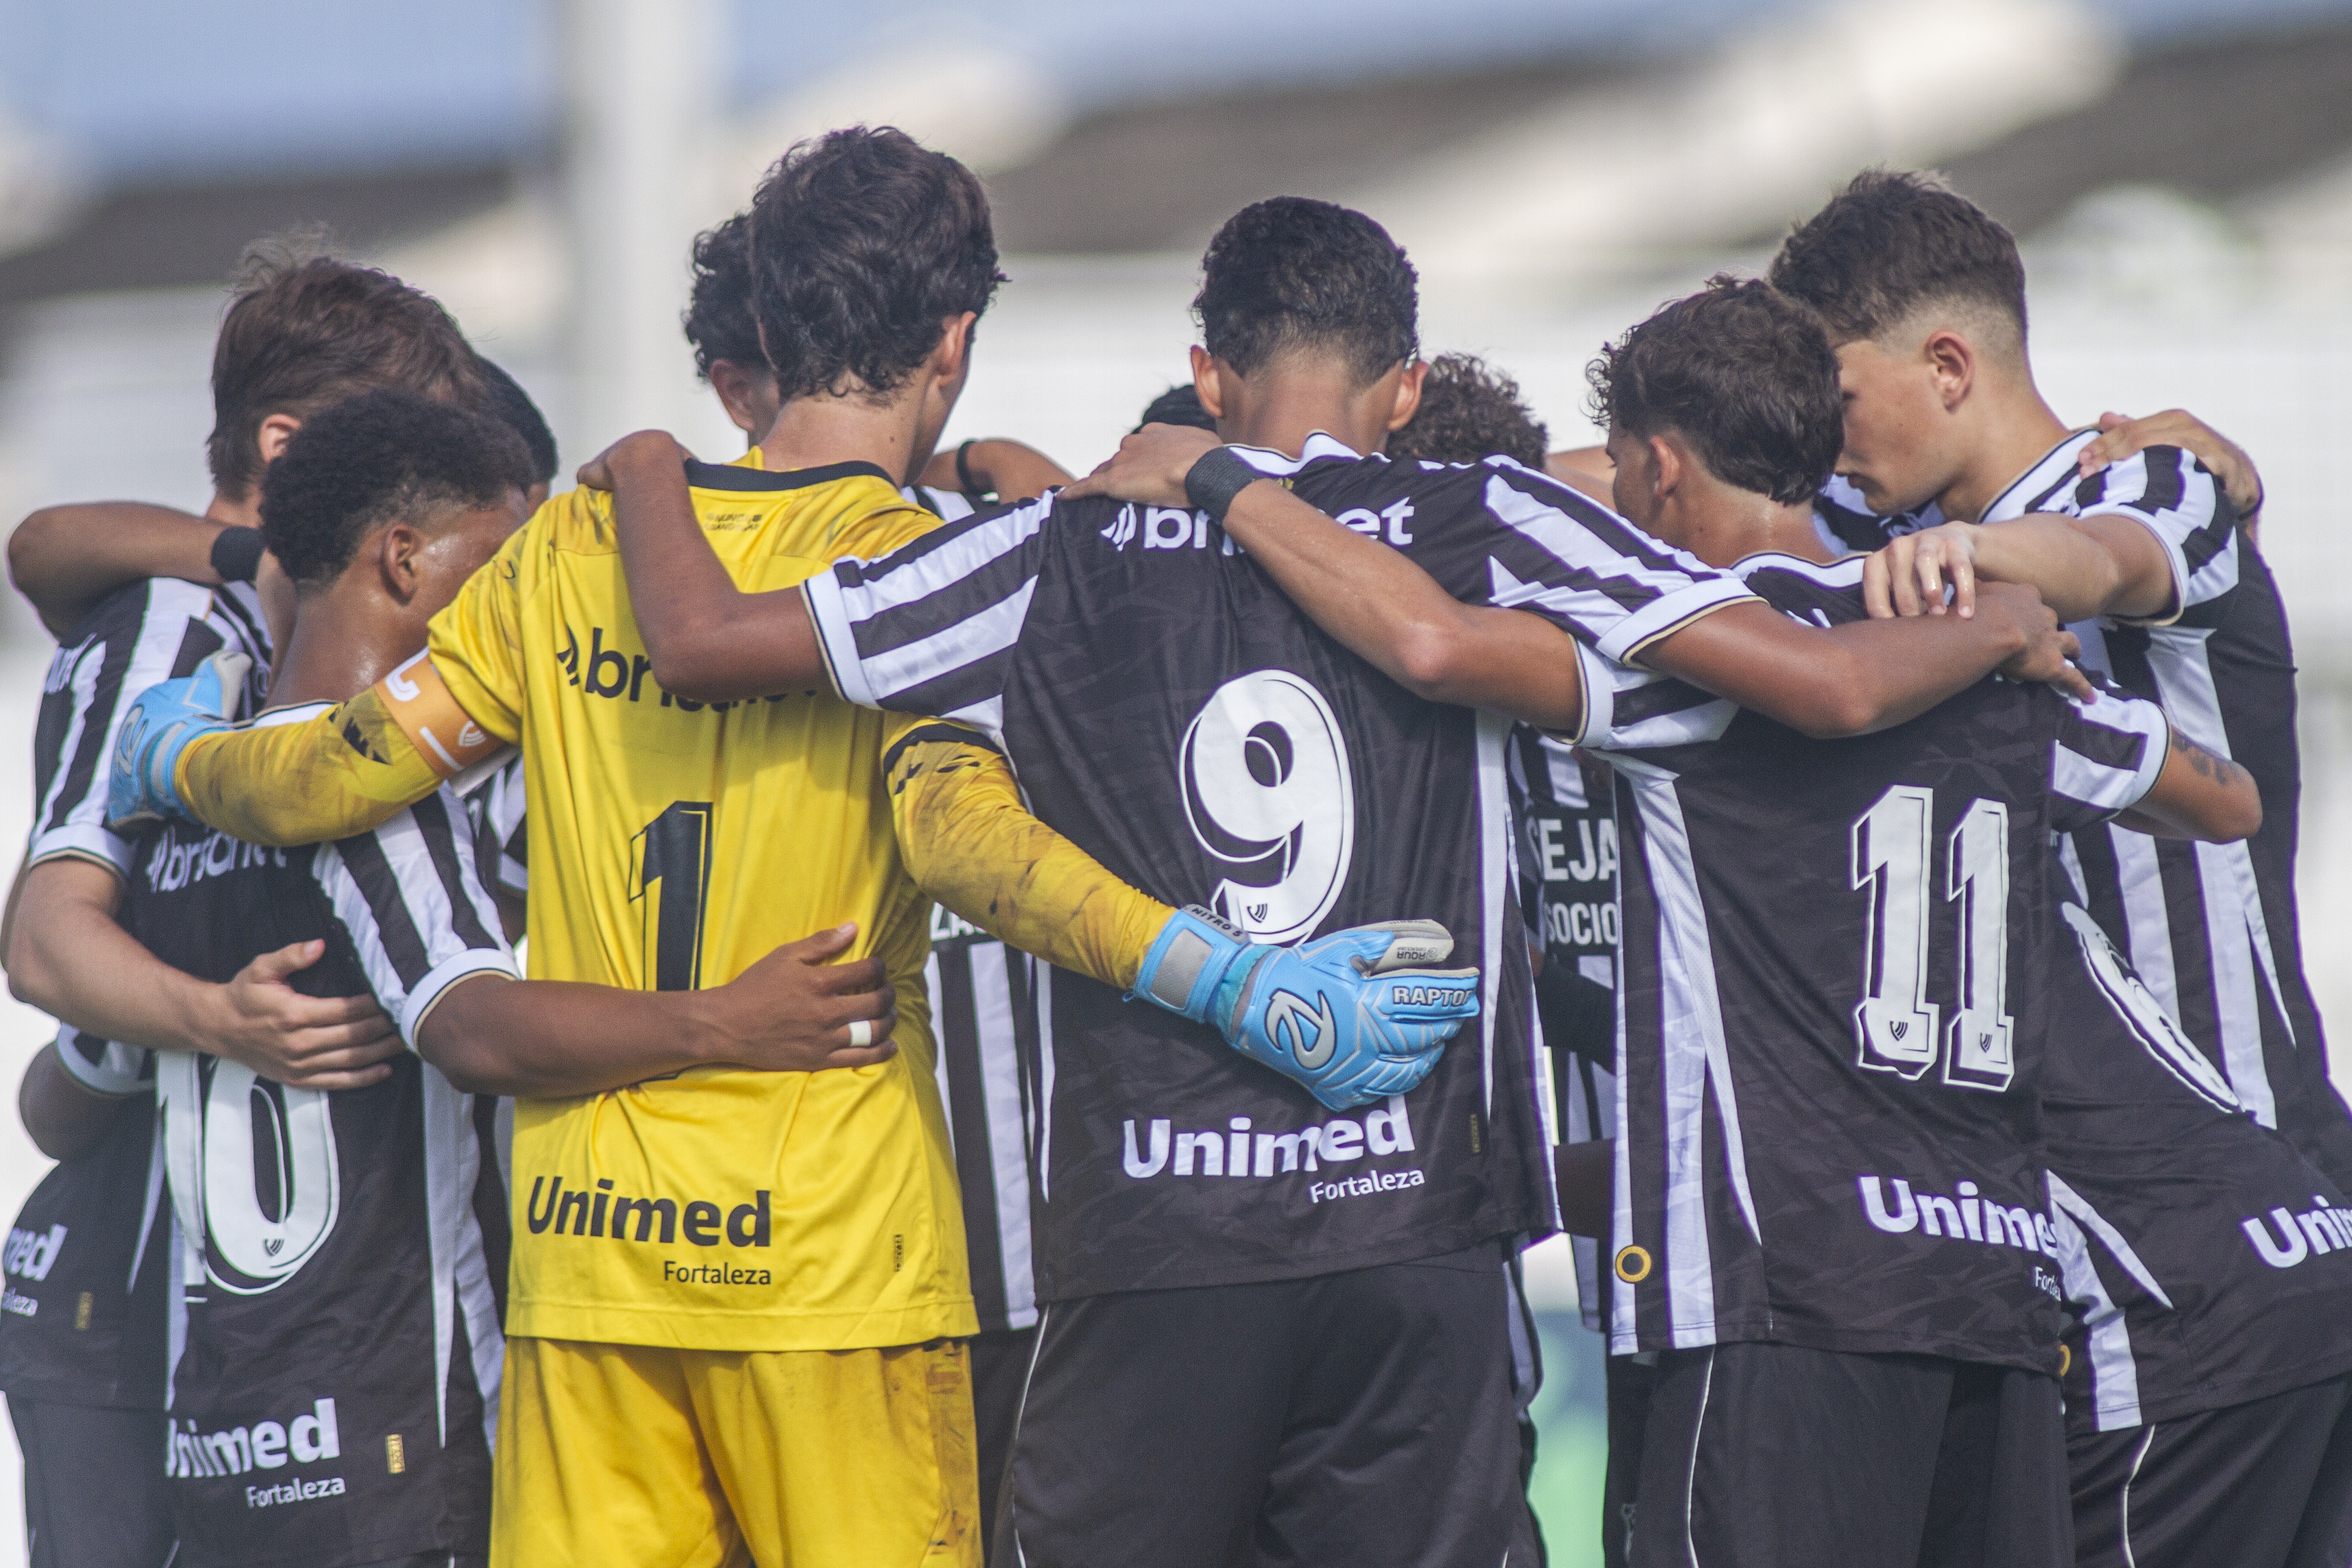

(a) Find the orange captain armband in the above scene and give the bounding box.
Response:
[378,651,507,780]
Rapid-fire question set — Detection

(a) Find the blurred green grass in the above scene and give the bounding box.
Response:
[1528,1310,1610,1567]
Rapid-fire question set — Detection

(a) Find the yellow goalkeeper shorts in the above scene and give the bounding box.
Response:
[491,1334,979,1567]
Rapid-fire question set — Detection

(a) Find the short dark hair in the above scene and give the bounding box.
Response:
[746,127,1004,403]
[1135,383,1217,434]
[260,388,531,586]
[480,359,557,487]
[1195,198,1418,385]
[1388,353,1548,467]
[683,211,765,380]
[207,236,486,499]
[1587,277,1842,505]
[1768,169,2028,345]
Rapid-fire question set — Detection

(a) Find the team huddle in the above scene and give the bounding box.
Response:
[0,122,2343,1568]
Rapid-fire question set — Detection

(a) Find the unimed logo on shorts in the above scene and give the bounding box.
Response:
[1122,1097,1425,1202]
[526,1177,776,1284]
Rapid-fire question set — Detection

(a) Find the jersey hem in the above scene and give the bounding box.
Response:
[2088,510,2195,629]
[801,572,873,707]
[50,1032,147,1097]
[1033,1217,1532,1302]
[1614,1315,2066,1377]
[2075,1342,2352,1435]
[505,1295,979,1351]
[397,950,519,1048]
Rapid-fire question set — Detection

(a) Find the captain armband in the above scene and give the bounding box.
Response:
[376,651,508,780]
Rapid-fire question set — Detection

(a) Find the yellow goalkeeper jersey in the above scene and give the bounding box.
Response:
[428,456,973,1351]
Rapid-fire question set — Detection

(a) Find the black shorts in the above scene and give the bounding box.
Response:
[1001,1241,1520,1568]
[8,1396,174,1568]
[970,1324,1038,1566]
[2071,1371,2352,1568]
[1602,1353,1659,1568]
[1628,1342,2069,1568]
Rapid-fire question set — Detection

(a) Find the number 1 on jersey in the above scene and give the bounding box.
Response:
[632,801,713,990]
[1849,786,2016,1093]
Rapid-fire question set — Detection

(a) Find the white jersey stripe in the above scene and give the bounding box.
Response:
[970,950,1038,1327]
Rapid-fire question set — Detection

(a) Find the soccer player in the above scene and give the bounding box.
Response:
[1766,172,2352,1193]
[1094,273,2262,1566]
[1769,174,2352,1567]
[570,197,2086,1566]
[0,247,495,1568]
[113,137,1466,1568]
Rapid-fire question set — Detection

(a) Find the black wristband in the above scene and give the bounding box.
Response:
[954,438,983,497]
[1183,445,1263,523]
[209,525,266,584]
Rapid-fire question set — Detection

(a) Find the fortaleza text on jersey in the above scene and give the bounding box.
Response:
[525,1178,771,1248]
[1123,1098,1418,1180]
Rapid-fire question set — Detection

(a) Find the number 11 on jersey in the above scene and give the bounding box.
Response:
[1849,786,2016,1093]
[632,801,714,991]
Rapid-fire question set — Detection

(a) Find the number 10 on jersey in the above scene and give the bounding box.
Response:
[1850,786,2016,1092]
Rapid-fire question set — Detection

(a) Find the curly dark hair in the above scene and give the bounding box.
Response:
[260,388,532,586]
[746,127,1004,403]
[480,358,557,487]
[1194,198,1418,386]
[1769,168,2026,345]
[1388,353,1548,467]
[1587,277,1842,505]
[207,235,487,500]
[683,210,764,380]
[1135,383,1217,434]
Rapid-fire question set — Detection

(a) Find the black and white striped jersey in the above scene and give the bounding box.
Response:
[2040,890,2352,1434]
[2,578,270,1416]
[0,1029,173,1413]
[806,437,1759,1298]
[1591,552,2171,1373]
[925,905,1038,1334]
[130,704,513,1567]
[29,577,270,877]
[1508,728,1619,1328]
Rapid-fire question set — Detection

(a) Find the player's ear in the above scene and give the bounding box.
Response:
[378,522,423,604]
[256,413,303,469]
[1648,434,1685,499]
[934,312,977,381]
[1384,360,1428,433]
[1191,346,1226,422]
[1925,329,1975,413]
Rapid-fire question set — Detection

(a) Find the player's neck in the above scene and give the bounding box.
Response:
[1214,363,1398,458]
[1933,374,2072,524]
[266,584,425,710]
[1676,492,1833,569]
[205,488,261,529]
[756,384,927,487]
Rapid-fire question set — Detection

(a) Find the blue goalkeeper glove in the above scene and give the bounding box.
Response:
[107,651,251,830]
[1131,905,1479,1111]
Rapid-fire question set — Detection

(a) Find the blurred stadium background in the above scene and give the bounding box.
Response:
[4,0,2352,1559]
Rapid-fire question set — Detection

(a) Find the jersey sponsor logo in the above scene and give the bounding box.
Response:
[4,1223,66,1282]
[1122,1098,1415,1181]
[1857,1174,2058,1255]
[2241,1196,2352,1270]
[0,1289,34,1318]
[1542,900,1618,951]
[1179,670,1355,943]
[1532,812,1616,885]
[526,1175,771,1250]
[555,624,794,714]
[1098,504,1241,555]
[1333,499,1416,547]
[663,1259,775,1287]
[144,821,288,894]
[167,1397,340,1480]
[1309,1168,1427,1204]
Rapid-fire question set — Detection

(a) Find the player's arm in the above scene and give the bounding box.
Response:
[5,856,402,1089]
[578,431,828,702]
[8,503,250,640]
[416,926,897,1098]
[2114,724,2262,842]
[886,728,1174,990]
[917,438,1073,503]
[17,1040,133,1163]
[1065,428,2090,738]
[1864,513,2178,624]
